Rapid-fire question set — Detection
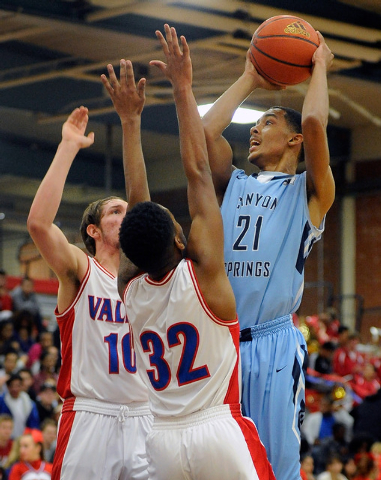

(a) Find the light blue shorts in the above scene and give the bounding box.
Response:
[240,314,308,480]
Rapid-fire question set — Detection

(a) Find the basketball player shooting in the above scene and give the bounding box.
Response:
[101,24,275,480]
[201,30,335,480]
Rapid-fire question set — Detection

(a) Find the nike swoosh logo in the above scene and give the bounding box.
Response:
[276,366,287,373]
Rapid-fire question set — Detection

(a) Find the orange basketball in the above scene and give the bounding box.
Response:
[250,15,319,86]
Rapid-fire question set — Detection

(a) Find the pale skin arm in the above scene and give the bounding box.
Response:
[202,51,283,204]
[101,60,149,294]
[303,32,335,228]
[27,107,94,311]
[150,25,236,321]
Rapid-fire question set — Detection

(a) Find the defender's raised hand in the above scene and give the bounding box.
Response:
[150,24,192,88]
[101,59,146,122]
[62,106,94,149]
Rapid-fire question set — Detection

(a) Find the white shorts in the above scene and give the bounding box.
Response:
[146,404,275,480]
[52,397,153,480]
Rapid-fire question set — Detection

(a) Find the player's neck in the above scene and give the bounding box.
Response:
[93,247,120,276]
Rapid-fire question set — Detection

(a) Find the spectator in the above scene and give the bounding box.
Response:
[41,419,57,463]
[0,350,24,395]
[316,311,341,345]
[11,311,37,354]
[18,368,36,402]
[27,331,53,376]
[313,423,350,475]
[353,452,377,480]
[10,278,43,334]
[7,431,52,480]
[315,342,337,375]
[302,395,354,447]
[370,442,381,480]
[316,455,348,480]
[349,363,380,403]
[353,389,381,441]
[333,333,364,378]
[0,374,40,438]
[0,414,13,468]
[0,323,17,363]
[343,456,357,480]
[35,383,58,424]
[301,454,316,480]
[0,270,12,313]
[32,352,58,395]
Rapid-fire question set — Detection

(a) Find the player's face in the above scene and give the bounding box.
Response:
[98,199,128,249]
[248,108,292,168]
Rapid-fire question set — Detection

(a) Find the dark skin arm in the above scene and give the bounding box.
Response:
[150,25,236,321]
[101,60,149,294]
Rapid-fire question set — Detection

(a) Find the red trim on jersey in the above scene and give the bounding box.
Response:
[186,259,238,326]
[52,409,76,480]
[93,258,115,279]
[56,307,75,399]
[223,323,241,405]
[230,404,276,480]
[55,257,91,399]
[61,397,76,414]
[55,256,91,318]
[145,268,176,286]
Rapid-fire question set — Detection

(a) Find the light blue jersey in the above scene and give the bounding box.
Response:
[221,169,324,480]
[221,169,324,329]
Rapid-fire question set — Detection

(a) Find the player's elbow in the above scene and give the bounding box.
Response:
[27,214,48,238]
[302,112,328,133]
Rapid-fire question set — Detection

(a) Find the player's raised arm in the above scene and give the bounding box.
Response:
[101,60,150,293]
[101,60,150,209]
[201,50,283,204]
[302,32,335,227]
[151,24,235,320]
[27,107,94,289]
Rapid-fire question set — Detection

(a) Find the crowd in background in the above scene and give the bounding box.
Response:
[0,269,60,479]
[296,309,381,480]
[1,268,381,480]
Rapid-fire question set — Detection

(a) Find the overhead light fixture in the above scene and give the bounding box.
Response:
[198,103,264,124]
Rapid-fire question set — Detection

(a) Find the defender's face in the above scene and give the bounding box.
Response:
[248,108,292,167]
[99,199,128,249]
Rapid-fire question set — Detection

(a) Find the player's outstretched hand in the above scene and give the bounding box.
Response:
[150,24,192,88]
[62,106,94,149]
[313,32,334,71]
[101,59,146,123]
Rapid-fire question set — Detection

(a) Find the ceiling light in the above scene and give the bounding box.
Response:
[198,103,264,124]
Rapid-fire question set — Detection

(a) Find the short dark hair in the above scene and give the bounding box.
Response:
[6,373,22,386]
[119,202,175,273]
[321,341,336,352]
[80,196,122,256]
[272,106,304,163]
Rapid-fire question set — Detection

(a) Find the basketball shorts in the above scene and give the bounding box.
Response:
[145,404,275,480]
[240,314,308,480]
[52,397,153,480]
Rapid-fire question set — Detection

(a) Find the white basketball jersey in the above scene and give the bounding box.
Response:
[123,258,241,417]
[56,256,148,404]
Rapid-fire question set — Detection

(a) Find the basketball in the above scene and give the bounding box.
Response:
[250,15,319,86]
